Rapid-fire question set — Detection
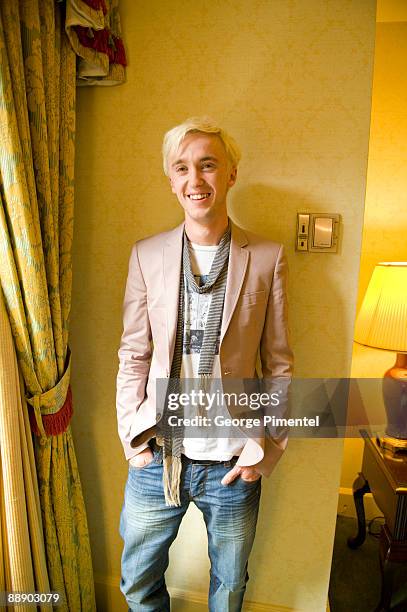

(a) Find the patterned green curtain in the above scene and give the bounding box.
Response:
[0,1,95,609]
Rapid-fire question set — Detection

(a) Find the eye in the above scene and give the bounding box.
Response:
[175,166,187,173]
[202,162,215,170]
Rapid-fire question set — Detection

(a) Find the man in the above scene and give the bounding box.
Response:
[117,117,293,611]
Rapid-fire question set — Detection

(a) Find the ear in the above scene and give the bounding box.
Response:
[228,166,237,188]
[169,177,176,194]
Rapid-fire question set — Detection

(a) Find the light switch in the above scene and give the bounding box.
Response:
[298,214,309,236]
[313,217,333,248]
[297,237,308,251]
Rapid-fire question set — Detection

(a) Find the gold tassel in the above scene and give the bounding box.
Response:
[163,455,182,507]
[156,434,164,447]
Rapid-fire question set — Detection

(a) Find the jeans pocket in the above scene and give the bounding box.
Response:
[239,475,261,486]
[129,453,155,470]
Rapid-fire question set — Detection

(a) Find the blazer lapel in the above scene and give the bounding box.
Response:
[163,222,184,371]
[163,219,249,365]
[220,221,249,343]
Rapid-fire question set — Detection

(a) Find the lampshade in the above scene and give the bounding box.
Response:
[354,262,407,352]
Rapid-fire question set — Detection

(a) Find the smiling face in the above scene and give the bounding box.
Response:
[168,132,237,226]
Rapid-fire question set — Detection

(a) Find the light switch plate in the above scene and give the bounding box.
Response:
[296,213,340,253]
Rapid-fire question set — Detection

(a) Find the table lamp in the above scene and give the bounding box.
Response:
[354,262,407,453]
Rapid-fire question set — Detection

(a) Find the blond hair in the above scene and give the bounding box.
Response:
[162,116,241,176]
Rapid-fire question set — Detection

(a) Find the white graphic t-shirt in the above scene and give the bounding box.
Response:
[181,242,245,460]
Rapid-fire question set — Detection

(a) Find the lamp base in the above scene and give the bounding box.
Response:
[378,435,407,455]
[383,352,407,440]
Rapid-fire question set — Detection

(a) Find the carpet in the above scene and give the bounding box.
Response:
[329,515,407,612]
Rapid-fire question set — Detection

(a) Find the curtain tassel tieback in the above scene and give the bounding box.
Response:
[26,350,73,443]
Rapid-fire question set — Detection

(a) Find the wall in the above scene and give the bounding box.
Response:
[376,0,407,21]
[70,1,376,610]
[340,21,407,501]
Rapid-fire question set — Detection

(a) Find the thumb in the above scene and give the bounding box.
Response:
[221,465,241,486]
[142,448,153,463]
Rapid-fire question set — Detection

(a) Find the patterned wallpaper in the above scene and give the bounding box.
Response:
[70,1,376,610]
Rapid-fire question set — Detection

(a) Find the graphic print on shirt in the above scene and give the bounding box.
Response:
[180,244,245,459]
[183,274,221,355]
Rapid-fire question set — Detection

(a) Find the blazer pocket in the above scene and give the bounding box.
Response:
[240,290,266,308]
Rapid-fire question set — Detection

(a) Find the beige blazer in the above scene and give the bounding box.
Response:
[116,220,293,476]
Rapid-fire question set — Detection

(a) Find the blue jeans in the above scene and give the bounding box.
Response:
[120,445,261,612]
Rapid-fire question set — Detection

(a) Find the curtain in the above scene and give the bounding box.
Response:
[65,0,126,86]
[0,1,95,610]
[0,293,50,612]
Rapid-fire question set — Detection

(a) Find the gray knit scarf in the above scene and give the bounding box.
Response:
[159,224,231,506]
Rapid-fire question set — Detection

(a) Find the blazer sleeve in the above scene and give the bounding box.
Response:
[260,244,293,379]
[116,243,153,459]
[259,244,293,451]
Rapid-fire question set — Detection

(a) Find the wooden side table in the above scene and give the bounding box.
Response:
[348,430,407,611]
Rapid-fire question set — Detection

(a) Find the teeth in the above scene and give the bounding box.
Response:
[189,193,210,200]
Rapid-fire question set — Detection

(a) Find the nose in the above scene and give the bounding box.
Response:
[189,166,204,187]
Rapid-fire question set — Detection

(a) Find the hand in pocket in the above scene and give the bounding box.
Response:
[129,447,154,468]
